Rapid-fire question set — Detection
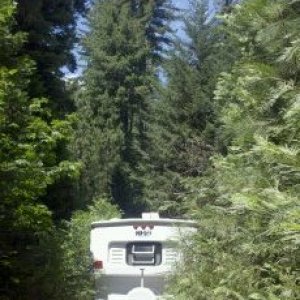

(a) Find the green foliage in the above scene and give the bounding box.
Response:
[72,0,173,214]
[169,0,300,298]
[145,0,238,216]
[1,0,299,298]
[14,0,88,220]
[15,0,87,113]
[0,2,80,298]
[59,198,120,300]
[1,198,120,300]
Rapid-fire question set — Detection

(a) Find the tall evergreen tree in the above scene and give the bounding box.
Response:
[144,0,238,215]
[170,0,300,298]
[15,0,87,115]
[0,1,79,298]
[14,0,88,219]
[73,0,173,214]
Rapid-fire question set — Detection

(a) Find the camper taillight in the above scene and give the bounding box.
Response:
[93,260,103,270]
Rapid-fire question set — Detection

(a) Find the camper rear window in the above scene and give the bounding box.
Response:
[126,242,162,266]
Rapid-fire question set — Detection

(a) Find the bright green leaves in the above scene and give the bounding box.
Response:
[0,1,24,64]
[169,0,300,299]
[59,198,120,299]
[0,2,80,298]
[13,203,52,232]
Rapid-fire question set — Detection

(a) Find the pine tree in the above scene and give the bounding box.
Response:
[73,0,172,214]
[144,0,238,215]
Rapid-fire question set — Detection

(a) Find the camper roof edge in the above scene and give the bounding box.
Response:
[91,218,198,229]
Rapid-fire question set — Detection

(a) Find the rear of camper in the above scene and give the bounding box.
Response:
[90,212,197,300]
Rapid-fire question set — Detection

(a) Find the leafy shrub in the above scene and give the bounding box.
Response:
[168,0,300,299]
[59,198,120,300]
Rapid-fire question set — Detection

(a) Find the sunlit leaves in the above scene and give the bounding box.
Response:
[0,2,80,298]
[60,198,120,299]
[170,0,300,298]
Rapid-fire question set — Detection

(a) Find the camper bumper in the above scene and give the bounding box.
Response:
[105,290,172,300]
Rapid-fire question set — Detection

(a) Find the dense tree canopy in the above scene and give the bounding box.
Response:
[0,0,299,298]
[169,0,300,298]
[143,0,239,215]
[13,0,88,220]
[72,0,174,214]
[0,1,80,298]
[15,0,87,114]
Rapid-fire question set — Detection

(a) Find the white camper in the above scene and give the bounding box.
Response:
[90,212,197,300]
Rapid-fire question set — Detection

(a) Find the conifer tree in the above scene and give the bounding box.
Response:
[14,0,88,219]
[0,2,79,297]
[170,0,300,298]
[73,0,173,214]
[145,0,238,215]
[15,0,87,114]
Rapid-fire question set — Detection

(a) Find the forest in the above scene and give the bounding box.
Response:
[0,0,299,299]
